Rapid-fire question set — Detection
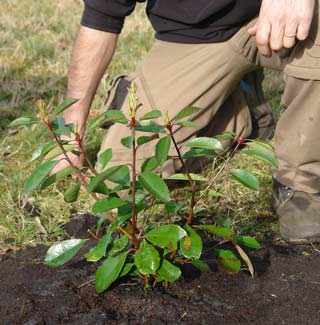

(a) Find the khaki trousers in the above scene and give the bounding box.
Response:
[98,4,320,194]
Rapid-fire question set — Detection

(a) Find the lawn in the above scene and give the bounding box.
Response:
[0,0,282,251]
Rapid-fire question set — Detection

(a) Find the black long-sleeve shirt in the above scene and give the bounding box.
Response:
[81,0,261,44]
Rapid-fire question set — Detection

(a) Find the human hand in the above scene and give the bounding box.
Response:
[248,0,315,57]
[50,151,84,176]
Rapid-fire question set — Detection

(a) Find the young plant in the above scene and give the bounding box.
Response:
[9,84,277,293]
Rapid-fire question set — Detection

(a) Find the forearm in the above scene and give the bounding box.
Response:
[64,26,118,136]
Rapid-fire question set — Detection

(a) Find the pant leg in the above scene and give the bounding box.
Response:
[230,6,320,194]
[97,38,255,177]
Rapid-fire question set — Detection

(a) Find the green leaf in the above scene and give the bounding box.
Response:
[119,263,134,278]
[180,224,202,259]
[121,136,134,149]
[134,240,160,275]
[146,225,187,248]
[176,121,196,127]
[242,149,278,167]
[92,197,127,214]
[8,117,40,127]
[166,173,208,182]
[87,110,128,133]
[165,201,181,214]
[85,231,114,262]
[196,225,233,239]
[141,156,159,172]
[135,120,166,133]
[44,144,76,161]
[106,165,130,185]
[23,160,58,195]
[64,181,81,203]
[215,132,235,142]
[155,136,171,166]
[45,239,87,267]
[109,235,129,256]
[215,249,241,273]
[31,141,57,161]
[40,166,74,190]
[183,148,217,159]
[55,98,78,115]
[207,189,225,198]
[137,134,158,146]
[230,169,259,191]
[175,106,199,121]
[246,140,274,152]
[98,148,112,169]
[158,259,181,282]
[186,137,224,151]
[235,236,261,249]
[191,259,211,272]
[95,251,128,293]
[140,110,162,120]
[138,172,170,202]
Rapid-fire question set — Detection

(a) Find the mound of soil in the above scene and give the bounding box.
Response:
[1,218,320,324]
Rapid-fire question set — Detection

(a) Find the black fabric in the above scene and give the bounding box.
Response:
[81,0,261,43]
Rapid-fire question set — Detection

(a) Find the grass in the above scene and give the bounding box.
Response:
[0,0,283,251]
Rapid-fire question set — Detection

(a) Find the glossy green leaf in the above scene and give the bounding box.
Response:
[106,165,130,185]
[183,148,217,159]
[40,166,74,190]
[175,106,199,121]
[230,169,259,191]
[155,136,171,166]
[31,141,57,161]
[242,149,278,167]
[180,224,202,259]
[119,263,134,278]
[85,231,114,262]
[196,225,233,239]
[146,225,187,248]
[87,110,128,133]
[215,249,241,273]
[8,117,40,127]
[141,156,159,172]
[64,181,81,203]
[140,110,162,120]
[23,160,58,195]
[186,137,223,151]
[135,120,166,133]
[191,259,211,272]
[134,240,160,275]
[158,259,181,282]
[165,201,181,214]
[138,171,170,202]
[98,148,112,169]
[215,132,235,142]
[95,251,128,293]
[246,140,274,152]
[235,236,261,249]
[55,98,78,115]
[121,136,133,149]
[45,239,87,267]
[92,197,127,214]
[86,167,119,193]
[109,235,129,256]
[166,173,208,182]
[44,144,76,161]
[137,134,158,146]
[176,121,196,127]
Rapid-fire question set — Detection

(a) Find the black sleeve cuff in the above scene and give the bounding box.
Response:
[81,5,125,34]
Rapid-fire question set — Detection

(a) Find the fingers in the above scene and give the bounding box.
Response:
[255,20,272,57]
[297,17,313,40]
[283,21,298,48]
[248,23,258,36]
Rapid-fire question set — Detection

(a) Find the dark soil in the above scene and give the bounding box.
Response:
[1,215,320,325]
